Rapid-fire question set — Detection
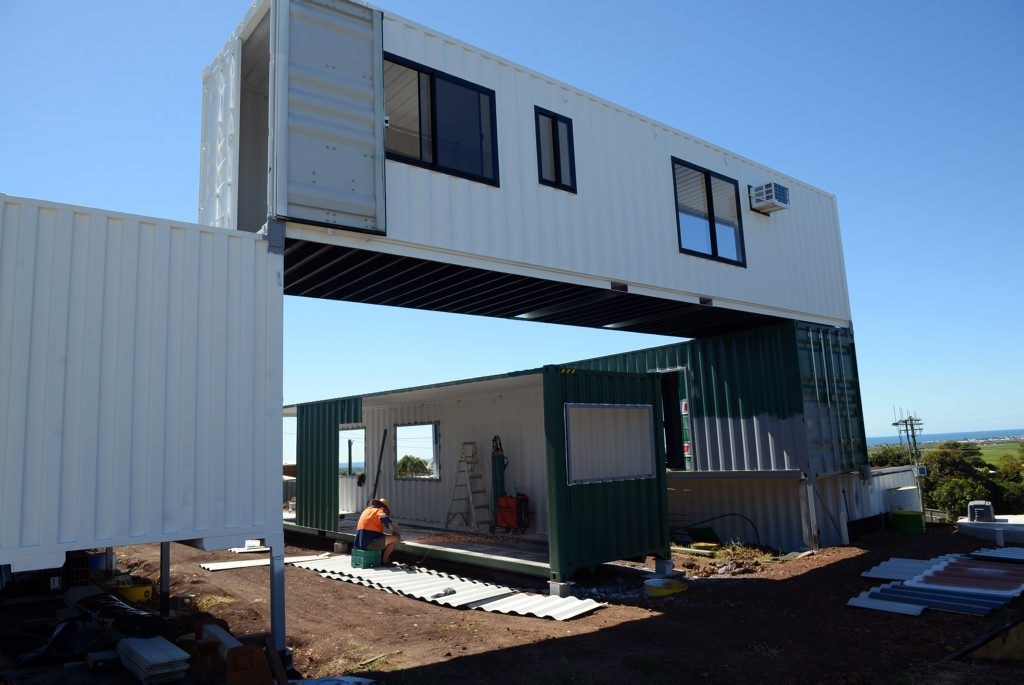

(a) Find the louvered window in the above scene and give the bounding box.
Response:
[673,159,745,265]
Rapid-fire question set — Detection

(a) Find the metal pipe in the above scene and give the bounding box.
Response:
[160,542,170,617]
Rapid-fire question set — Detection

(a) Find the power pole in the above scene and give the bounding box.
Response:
[892,413,924,465]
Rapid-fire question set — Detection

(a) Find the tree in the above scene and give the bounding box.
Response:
[868,444,913,468]
[931,477,991,521]
[992,442,1024,484]
[396,454,430,478]
[919,441,988,509]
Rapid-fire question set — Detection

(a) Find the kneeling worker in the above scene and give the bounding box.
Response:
[354,498,400,564]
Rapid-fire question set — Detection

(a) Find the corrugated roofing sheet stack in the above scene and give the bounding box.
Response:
[850,548,1024,616]
[293,555,604,621]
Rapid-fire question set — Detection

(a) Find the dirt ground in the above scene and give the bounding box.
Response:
[3,524,1023,684]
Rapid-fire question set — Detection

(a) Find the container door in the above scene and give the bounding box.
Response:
[199,37,242,229]
[270,0,385,232]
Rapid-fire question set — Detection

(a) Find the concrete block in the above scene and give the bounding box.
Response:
[548,580,573,598]
[654,558,674,577]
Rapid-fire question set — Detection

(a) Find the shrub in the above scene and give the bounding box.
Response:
[869,444,913,468]
[931,477,992,521]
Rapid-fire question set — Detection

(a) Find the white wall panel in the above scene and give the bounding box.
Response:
[565,404,656,484]
[0,195,283,572]
[361,375,547,534]
[376,13,852,326]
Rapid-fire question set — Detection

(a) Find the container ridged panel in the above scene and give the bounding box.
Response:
[796,322,867,475]
[198,37,240,229]
[686,325,807,472]
[666,474,806,552]
[0,196,282,572]
[295,397,362,531]
[543,368,669,580]
[381,15,851,326]
[276,0,384,230]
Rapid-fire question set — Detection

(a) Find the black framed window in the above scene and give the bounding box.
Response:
[534,107,576,192]
[672,158,745,265]
[384,54,498,186]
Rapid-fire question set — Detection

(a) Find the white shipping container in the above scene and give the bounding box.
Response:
[204,0,852,330]
[0,195,284,573]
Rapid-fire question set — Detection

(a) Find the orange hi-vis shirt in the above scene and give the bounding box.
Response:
[354,506,391,548]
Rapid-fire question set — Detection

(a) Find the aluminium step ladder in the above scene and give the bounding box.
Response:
[444,442,491,531]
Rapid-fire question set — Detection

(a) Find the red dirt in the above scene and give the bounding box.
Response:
[4,525,1023,683]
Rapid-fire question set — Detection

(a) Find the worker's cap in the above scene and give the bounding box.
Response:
[375,498,390,512]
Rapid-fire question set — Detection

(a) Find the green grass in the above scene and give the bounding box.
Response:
[977,442,1022,466]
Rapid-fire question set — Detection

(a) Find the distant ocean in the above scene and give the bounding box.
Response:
[867,428,1024,447]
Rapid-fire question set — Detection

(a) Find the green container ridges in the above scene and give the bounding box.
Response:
[543,367,670,581]
[295,397,362,532]
[568,321,867,476]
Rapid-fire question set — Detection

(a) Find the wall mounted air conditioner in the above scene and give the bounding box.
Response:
[749,182,790,214]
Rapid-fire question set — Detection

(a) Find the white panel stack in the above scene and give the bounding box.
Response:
[116,636,190,683]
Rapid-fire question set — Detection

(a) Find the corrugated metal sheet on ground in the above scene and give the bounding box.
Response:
[293,555,603,620]
[850,552,1024,615]
[871,582,1009,616]
[200,553,330,571]
[861,555,963,581]
[970,547,1024,564]
[906,557,1024,596]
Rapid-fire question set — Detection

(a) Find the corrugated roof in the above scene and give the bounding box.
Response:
[293,555,604,621]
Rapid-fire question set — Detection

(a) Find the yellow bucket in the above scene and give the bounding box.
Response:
[115,584,153,603]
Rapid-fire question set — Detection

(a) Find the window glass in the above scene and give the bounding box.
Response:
[679,211,713,254]
[674,164,708,219]
[534,107,576,192]
[478,92,495,179]
[435,77,486,176]
[557,119,573,184]
[673,159,745,265]
[384,55,497,185]
[716,221,741,262]
[384,61,423,160]
[395,423,439,480]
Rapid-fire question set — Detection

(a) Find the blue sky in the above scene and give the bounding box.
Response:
[2,0,1022,439]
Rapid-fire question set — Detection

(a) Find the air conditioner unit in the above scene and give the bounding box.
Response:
[749,182,790,214]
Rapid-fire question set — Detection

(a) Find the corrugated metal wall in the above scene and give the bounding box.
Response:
[377,13,851,327]
[567,321,868,478]
[0,195,283,572]
[544,367,669,581]
[797,323,867,475]
[666,473,807,552]
[685,325,808,472]
[361,375,548,533]
[295,397,361,531]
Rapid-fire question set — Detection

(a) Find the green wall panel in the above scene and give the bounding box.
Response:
[295,397,362,531]
[543,367,670,581]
